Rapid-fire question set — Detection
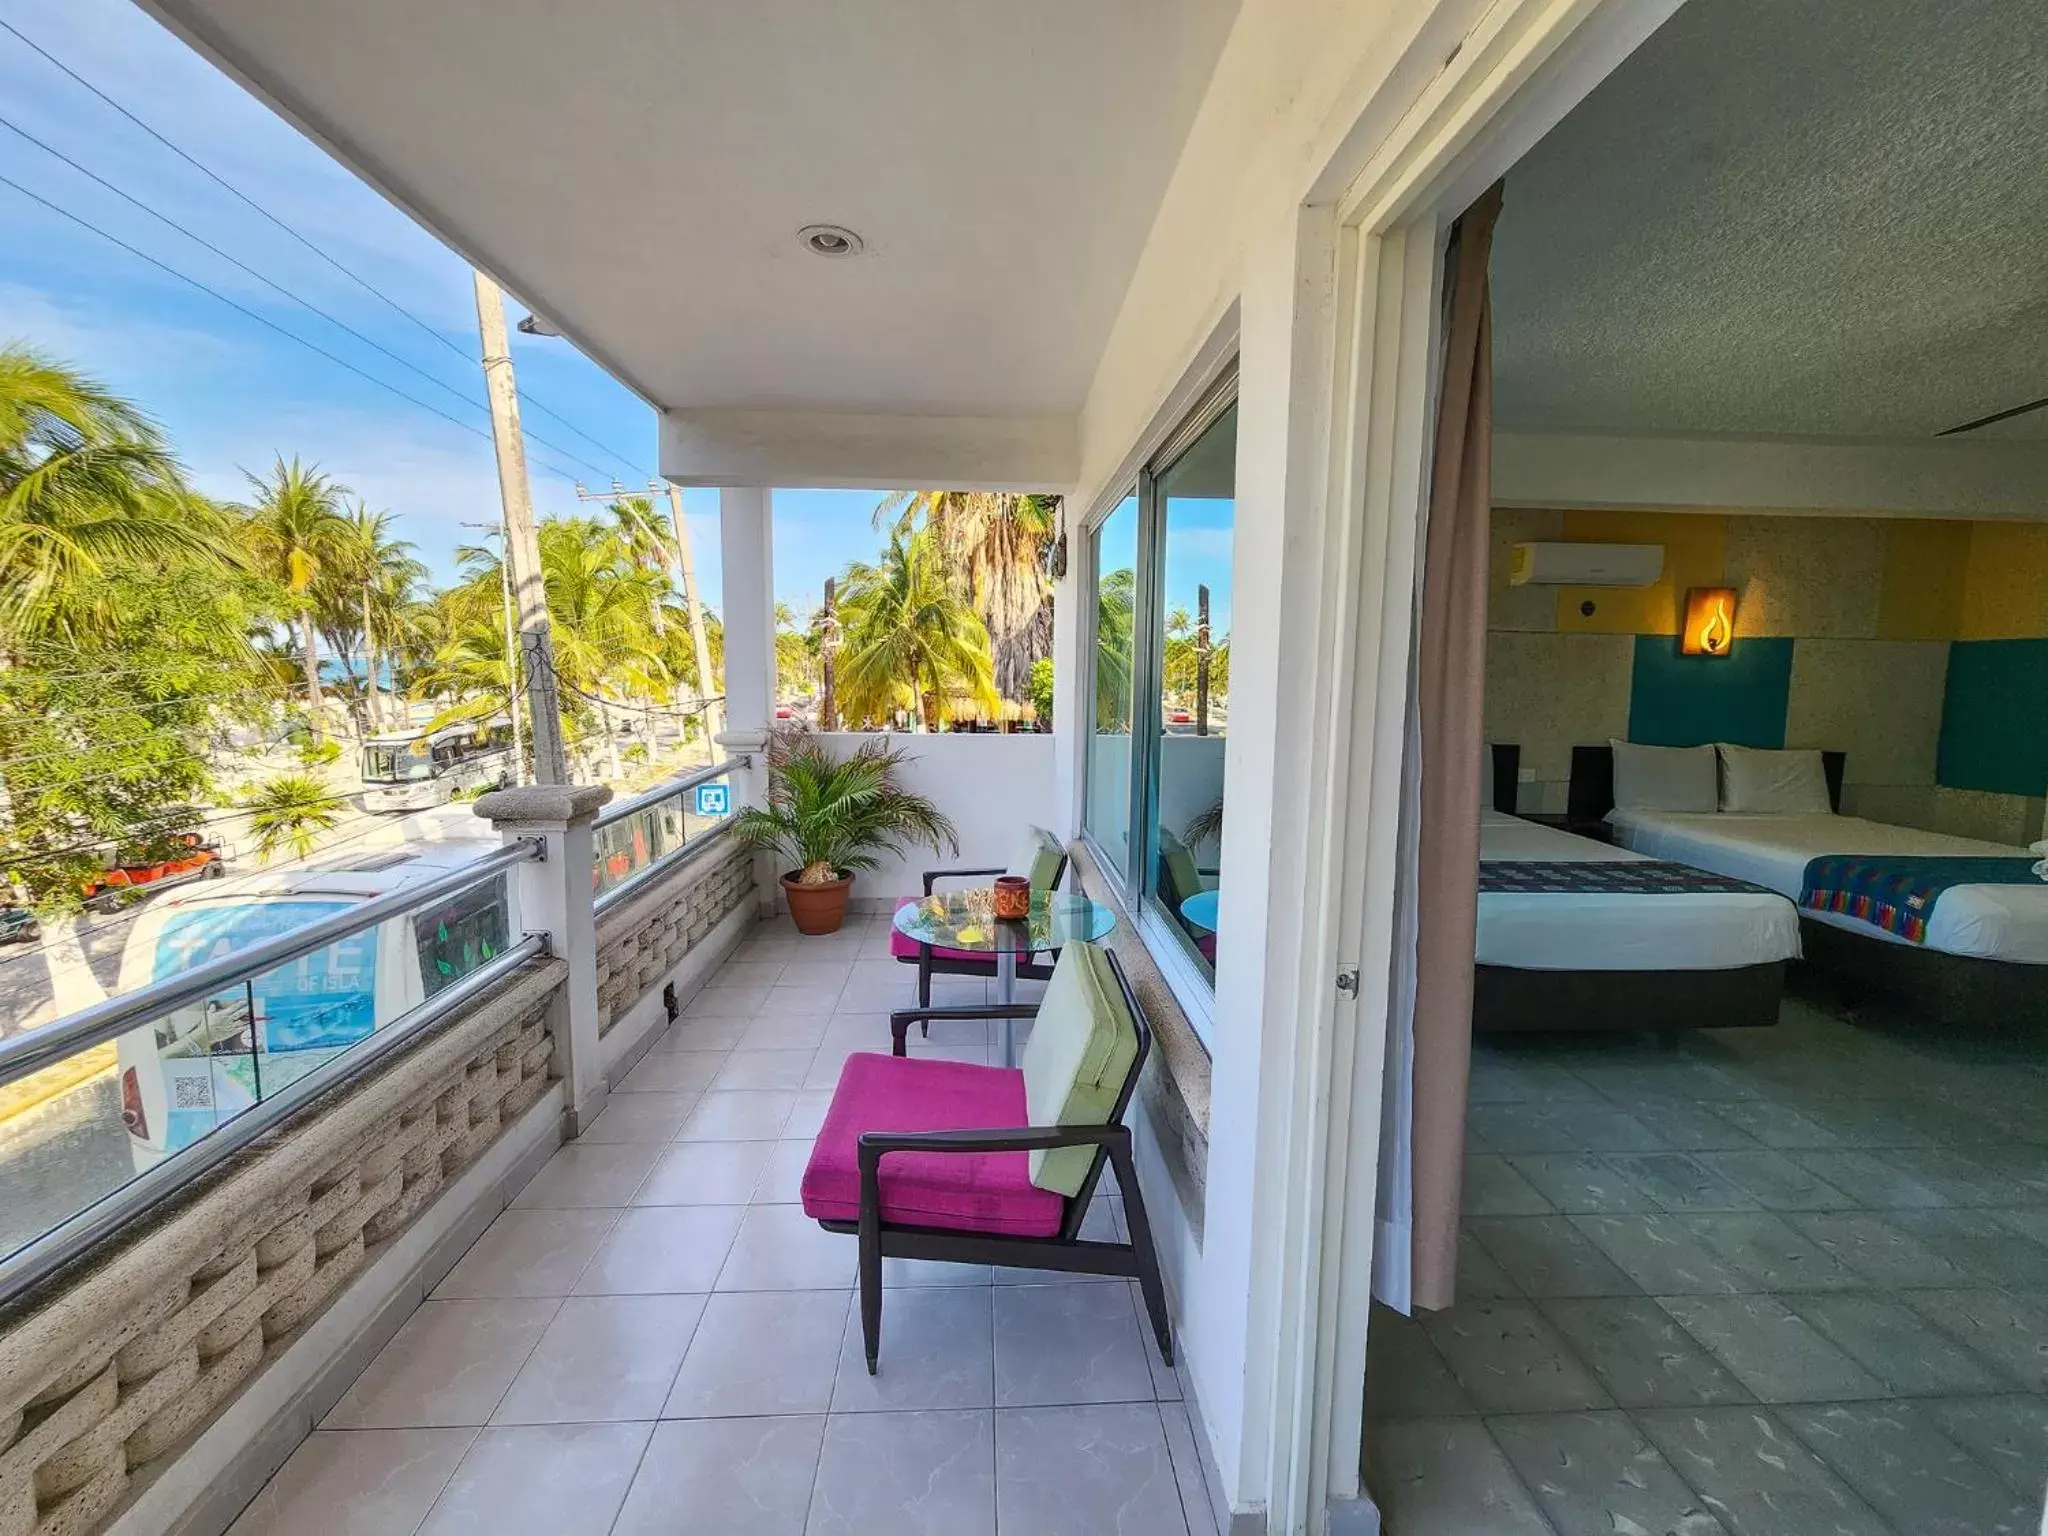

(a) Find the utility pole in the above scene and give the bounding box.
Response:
[663,481,723,746]
[1195,583,1212,737]
[460,520,526,785]
[819,576,838,731]
[473,270,568,785]
[576,477,723,751]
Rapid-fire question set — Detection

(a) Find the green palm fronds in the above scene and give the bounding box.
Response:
[730,729,958,884]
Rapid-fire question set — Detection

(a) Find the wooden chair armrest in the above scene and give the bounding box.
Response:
[920,866,1008,894]
[858,1122,1126,1165]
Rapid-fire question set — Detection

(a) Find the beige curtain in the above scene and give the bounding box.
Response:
[1410,183,1502,1311]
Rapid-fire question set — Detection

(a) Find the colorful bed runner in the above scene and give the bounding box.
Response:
[1798,855,2043,943]
[1480,860,1775,897]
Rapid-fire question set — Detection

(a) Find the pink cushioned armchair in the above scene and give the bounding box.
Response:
[800,945,1170,1375]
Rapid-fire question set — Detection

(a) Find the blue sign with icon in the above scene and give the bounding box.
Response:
[694,782,730,818]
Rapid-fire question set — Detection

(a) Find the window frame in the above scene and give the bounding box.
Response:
[1079,365,1239,1046]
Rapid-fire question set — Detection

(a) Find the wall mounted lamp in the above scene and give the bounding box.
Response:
[1682,587,1739,657]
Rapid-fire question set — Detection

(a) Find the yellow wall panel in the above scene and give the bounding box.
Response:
[1876,520,1970,640]
[1960,521,2048,639]
[1552,510,1727,636]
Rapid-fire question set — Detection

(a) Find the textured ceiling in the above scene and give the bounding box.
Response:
[1491,0,2048,440]
[143,0,1240,415]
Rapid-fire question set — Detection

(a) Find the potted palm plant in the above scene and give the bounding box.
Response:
[731,729,959,935]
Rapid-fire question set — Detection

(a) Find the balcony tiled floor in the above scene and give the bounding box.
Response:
[230,912,1214,1536]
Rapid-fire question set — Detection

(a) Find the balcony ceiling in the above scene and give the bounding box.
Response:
[137,0,1241,418]
[1492,0,2048,441]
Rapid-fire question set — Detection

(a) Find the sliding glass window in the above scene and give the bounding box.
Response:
[1084,496,1140,870]
[1082,378,1236,1010]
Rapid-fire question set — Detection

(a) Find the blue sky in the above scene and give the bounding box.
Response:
[0,0,903,611]
[0,0,1235,630]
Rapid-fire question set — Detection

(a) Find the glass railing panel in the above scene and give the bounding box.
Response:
[593,766,735,901]
[0,875,514,1266]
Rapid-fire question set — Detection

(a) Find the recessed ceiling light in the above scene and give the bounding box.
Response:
[798,224,864,258]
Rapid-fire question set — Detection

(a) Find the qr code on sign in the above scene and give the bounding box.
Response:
[174,1078,214,1110]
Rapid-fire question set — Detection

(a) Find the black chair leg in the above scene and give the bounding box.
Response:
[917,950,933,1011]
[858,1202,883,1373]
[1113,1140,1173,1365]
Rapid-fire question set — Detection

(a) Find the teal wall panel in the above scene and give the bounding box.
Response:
[1938,639,2048,797]
[1628,635,1794,749]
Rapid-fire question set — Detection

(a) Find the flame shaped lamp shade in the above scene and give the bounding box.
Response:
[1682,587,1739,657]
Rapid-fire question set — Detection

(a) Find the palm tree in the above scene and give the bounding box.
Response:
[539,518,668,777]
[328,504,425,732]
[0,345,231,640]
[243,457,350,742]
[874,491,1056,700]
[1094,566,1136,729]
[241,773,343,862]
[834,527,998,730]
[419,519,666,779]
[607,495,673,637]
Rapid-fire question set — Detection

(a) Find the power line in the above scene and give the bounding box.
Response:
[0,112,500,431]
[0,120,623,484]
[0,168,600,488]
[0,683,288,715]
[0,13,651,482]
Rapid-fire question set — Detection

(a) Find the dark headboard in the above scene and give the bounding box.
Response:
[1569,744,1846,821]
[1489,744,1520,815]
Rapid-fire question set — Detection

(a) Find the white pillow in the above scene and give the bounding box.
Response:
[1609,740,1719,814]
[1718,744,1832,815]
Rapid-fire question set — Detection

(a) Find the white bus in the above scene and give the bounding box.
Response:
[111,841,516,1172]
[358,720,513,813]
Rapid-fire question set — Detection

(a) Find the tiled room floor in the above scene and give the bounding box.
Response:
[229,913,1213,1536]
[1363,991,2048,1536]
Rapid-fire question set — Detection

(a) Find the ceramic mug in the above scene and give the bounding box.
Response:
[993,875,1032,921]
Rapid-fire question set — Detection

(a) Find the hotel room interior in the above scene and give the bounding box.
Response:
[1362,0,2048,1528]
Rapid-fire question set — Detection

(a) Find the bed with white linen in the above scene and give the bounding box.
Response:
[1604,810,2048,964]
[1576,740,2048,1030]
[1472,810,1800,1033]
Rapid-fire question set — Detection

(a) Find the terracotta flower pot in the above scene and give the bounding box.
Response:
[781,870,853,935]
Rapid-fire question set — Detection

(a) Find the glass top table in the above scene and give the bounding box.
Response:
[892,889,1116,1065]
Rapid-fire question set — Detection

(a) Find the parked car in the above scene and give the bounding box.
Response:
[0,906,41,944]
[82,832,226,913]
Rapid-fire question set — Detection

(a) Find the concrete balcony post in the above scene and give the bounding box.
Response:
[474,782,613,1134]
[717,485,779,914]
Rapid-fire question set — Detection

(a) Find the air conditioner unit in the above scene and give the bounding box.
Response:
[1509,542,1664,587]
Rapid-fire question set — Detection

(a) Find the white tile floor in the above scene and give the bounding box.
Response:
[1364,991,2048,1536]
[230,912,1213,1536]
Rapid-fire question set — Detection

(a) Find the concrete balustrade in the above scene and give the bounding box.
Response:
[0,766,773,1536]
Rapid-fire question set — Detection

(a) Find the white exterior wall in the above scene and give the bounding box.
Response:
[1053,0,1496,1522]
[811,732,1058,901]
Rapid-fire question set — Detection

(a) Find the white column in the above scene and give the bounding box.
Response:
[1050,516,1086,838]
[715,486,778,913]
[473,783,614,1134]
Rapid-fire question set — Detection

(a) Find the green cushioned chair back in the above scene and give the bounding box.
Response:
[1157,830,1203,909]
[1007,825,1066,892]
[1019,942,1138,1197]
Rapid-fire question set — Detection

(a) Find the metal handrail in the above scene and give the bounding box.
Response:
[592,755,744,830]
[0,932,549,1309]
[0,838,544,1095]
[593,815,739,917]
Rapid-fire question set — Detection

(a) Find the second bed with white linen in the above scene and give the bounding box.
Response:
[1606,810,2048,964]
